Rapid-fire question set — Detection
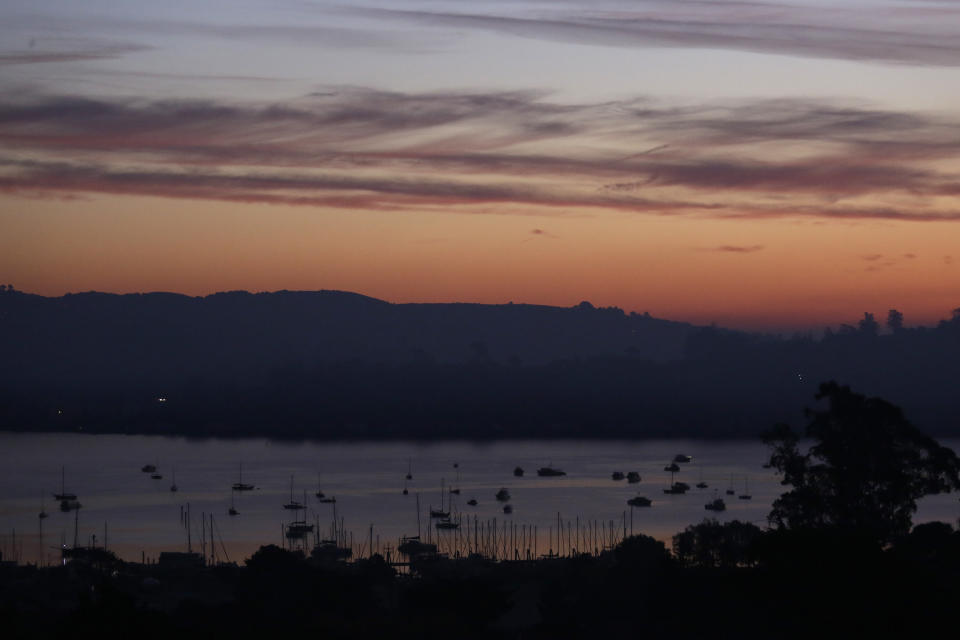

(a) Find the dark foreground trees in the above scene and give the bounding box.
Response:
[672,519,763,568]
[763,381,960,544]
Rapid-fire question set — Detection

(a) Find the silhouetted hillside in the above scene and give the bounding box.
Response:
[0,289,692,388]
[2,288,959,438]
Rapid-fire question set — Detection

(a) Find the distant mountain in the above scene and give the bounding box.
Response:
[0,289,697,387]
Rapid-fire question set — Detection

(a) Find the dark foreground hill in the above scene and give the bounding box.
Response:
[2,524,959,640]
[2,288,960,438]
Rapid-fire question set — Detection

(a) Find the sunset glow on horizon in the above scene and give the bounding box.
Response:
[3,0,960,331]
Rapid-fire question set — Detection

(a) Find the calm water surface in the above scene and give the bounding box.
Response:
[1,433,957,565]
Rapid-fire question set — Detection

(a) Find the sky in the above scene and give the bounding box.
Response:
[2,0,960,331]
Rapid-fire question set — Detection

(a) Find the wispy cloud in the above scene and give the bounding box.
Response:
[2,88,960,221]
[711,245,765,253]
[349,0,960,67]
[0,43,150,66]
[529,228,559,238]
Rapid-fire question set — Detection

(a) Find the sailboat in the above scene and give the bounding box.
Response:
[406,459,413,481]
[429,478,450,518]
[283,475,305,510]
[696,465,708,489]
[53,466,77,501]
[169,467,178,492]
[725,473,735,495]
[228,490,238,516]
[315,472,325,499]
[286,491,314,537]
[232,463,254,491]
[399,494,437,557]
[402,478,409,495]
[450,465,461,495]
[39,491,49,519]
[738,476,752,500]
[150,462,163,480]
[663,469,689,494]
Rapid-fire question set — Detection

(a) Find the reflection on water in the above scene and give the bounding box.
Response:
[0,433,957,565]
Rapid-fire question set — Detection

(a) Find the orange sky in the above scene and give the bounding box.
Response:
[3,2,960,331]
[3,192,956,331]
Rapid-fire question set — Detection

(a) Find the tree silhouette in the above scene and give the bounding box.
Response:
[763,382,960,545]
[672,519,762,568]
[886,309,904,333]
[857,312,879,336]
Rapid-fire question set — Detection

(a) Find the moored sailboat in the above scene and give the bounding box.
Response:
[429,478,450,518]
[53,466,77,501]
[232,463,255,491]
[283,475,305,510]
